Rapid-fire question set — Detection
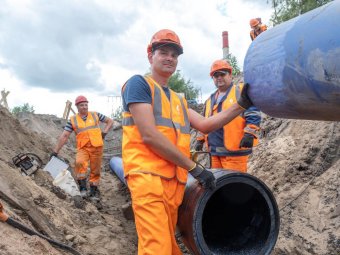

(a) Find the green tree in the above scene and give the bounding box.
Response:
[224,53,241,76]
[270,0,333,25]
[11,103,35,115]
[168,70,200,100]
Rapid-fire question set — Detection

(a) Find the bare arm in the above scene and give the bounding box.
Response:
[189,103,244,134]
[102,117,113,133]
[129,103,195,170]
[54,130,71,153]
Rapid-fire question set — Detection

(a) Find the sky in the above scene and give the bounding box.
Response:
[0,0,272,118]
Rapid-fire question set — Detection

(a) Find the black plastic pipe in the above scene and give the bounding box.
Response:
[5,217,82,255]
[177,169,280,255]
[110,158,280,254]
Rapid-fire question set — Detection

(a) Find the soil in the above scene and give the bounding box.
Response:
[0,106,339,255]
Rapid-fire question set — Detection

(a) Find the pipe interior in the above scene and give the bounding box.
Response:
[201,182,271,254]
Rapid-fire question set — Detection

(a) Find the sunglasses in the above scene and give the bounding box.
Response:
[213,72,228,78]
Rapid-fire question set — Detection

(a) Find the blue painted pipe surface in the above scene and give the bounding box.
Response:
[109,157,127,185]
[244,1,340,121]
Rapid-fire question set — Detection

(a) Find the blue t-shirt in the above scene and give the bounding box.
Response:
[122,75,170,111]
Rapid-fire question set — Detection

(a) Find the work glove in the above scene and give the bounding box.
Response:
[239,133,255,148]
[101,132,107,140]
[189,164,216,190]
[237,83,253,110]
[50,152,58,159]
[195,140,204,151]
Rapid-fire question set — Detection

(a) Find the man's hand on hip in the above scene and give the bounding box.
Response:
[101,132,107,140]
[239,133,255,148]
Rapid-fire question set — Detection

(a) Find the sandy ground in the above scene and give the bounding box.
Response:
[0,106,339,255]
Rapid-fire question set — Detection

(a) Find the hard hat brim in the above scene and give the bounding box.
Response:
[152,42,183,55]
[211,70,231,77]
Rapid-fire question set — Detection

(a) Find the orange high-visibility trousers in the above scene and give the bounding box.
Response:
[126,172,186,255]
[75,142,103,186]
[211,155,249,173]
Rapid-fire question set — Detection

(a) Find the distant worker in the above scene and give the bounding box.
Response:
[250,17,267,41]
[122,29,254,255]
[195,59,261,173]
[52,96,113,201]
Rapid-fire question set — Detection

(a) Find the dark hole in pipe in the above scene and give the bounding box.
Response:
[201,183,270,254]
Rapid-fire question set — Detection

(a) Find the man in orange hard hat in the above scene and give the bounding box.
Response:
[195,59,261,173]
[121,29,254,254]
[250,17,267,41]
[52,95,113,201]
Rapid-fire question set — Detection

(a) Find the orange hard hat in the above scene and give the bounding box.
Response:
[250,18,260,28]
[147,29,183,55]
[210,60,232,77]
[75,95,88,105]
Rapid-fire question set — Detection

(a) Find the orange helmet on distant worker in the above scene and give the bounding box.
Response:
[75,95,88,105]
[147,29,183,55]
[210,59,233,77]
[250,18,260,28]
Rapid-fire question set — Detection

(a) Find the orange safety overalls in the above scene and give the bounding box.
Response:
[122,75,190,255]
[70,112,103,186]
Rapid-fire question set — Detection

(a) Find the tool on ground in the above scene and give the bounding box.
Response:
[12,153,43,176]
[0,200,82,255]
[43,156,69,178]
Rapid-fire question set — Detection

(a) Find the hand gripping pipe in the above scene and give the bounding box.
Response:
[0,201,82,255]
[244,1,340,121]
[110,157,280,255]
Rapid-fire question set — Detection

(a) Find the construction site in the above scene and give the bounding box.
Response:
[0,94,339,255]
[1,2,340,255]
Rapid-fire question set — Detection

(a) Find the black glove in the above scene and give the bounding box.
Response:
[101,132,107,140]
[50,152,58,159]
[195,140,204,151]
[239,133,255,148]
[189,164,216,190]
[237,83,253,109]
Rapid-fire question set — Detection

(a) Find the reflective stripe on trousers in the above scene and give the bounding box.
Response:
[127,172,186,255]
[75,143,103,186]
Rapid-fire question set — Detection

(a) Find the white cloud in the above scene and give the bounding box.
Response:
[0,0,272,117]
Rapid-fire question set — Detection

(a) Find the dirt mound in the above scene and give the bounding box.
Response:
[0,105,339,255]
[0,106,136,255]
[249,116,340,255]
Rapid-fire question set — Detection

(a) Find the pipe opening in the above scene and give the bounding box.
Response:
[200,181,274,254]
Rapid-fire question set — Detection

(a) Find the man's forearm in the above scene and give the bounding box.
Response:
[103,118,113,133]
[190,104,244,134]
[54,134,69,153]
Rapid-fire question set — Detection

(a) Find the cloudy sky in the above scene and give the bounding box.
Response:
[0,0,272,117]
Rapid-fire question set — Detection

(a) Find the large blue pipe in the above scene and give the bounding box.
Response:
[244,1,340,121]
[109,157,127,185]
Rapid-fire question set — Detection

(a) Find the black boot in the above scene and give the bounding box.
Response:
[78,179,87,198]
[89,185,100,201]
